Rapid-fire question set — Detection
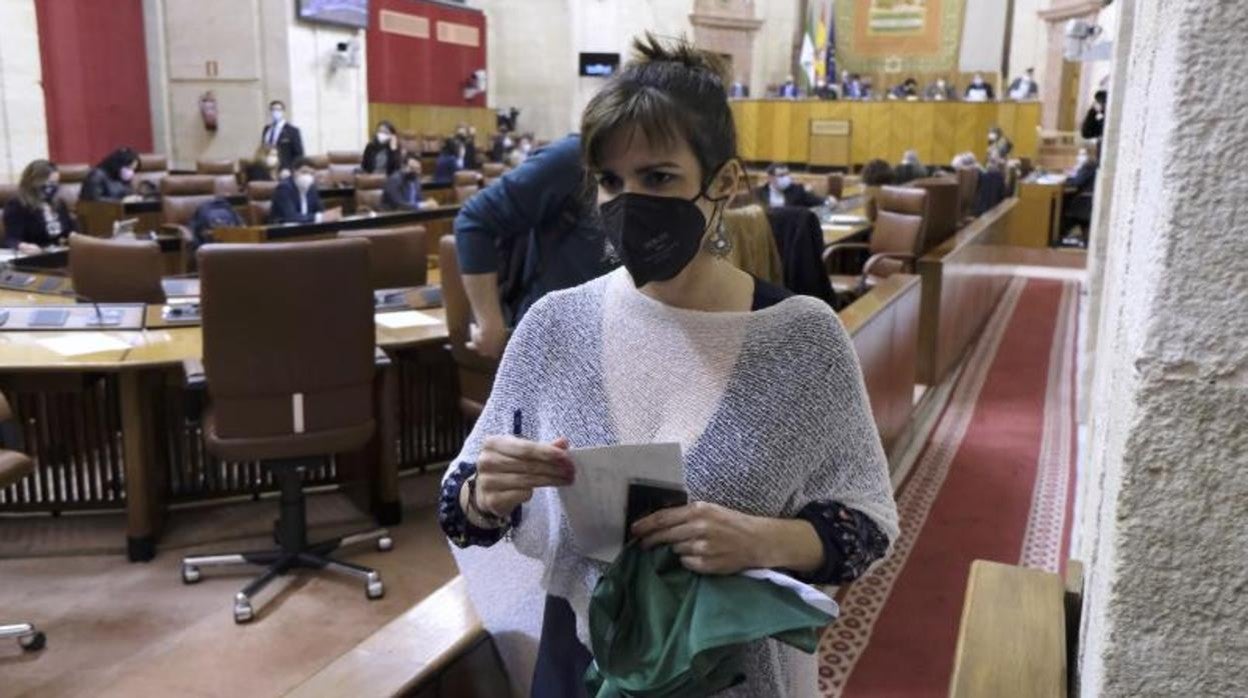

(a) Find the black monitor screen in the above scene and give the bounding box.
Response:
[579,53,621,78]
[298,0,369,29]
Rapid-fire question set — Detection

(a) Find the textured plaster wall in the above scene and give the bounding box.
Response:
[0,0,49,184]
[1078,1,1248,695]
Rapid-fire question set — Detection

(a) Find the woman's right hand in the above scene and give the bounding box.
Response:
[466,436,574,521]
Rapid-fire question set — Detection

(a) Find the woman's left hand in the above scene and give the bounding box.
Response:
[631,501,767,575]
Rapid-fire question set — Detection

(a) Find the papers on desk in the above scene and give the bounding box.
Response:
[1036,174,1067,185]
[828,215,869,226]
[38,334,132,357]
[557,443,684,563]
[374,310,440,329]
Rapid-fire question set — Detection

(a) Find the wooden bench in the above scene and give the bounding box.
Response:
[949,560,1083,698]
[288,576,509,698]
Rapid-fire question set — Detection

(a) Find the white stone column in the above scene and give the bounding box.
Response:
[0,0,49,183]
[1077,1,1248,696]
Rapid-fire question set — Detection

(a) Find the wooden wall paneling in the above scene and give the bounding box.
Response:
[888,102,916,164]
[953,103,982,161]
[786,101,812,163]
[369,104,495,139]
[1014,103,1041,159]
[866,105,891,166]
[907,103,936,165]
[731,101,759,161]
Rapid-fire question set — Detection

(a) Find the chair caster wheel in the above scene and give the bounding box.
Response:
[182,564,201,584]
[233,602,254,624]
[19,631,46,652]
[367,581,385,600]
[377,536,393,552]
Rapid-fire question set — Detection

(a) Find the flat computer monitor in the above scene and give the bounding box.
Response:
[579,53,621,78]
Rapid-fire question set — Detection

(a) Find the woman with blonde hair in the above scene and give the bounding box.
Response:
[3,159,76,254]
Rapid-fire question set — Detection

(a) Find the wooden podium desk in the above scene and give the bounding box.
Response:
[1005,180,1064,248]
[0,272,453,561]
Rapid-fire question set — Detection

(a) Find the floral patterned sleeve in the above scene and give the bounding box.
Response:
[788,501,891,585]
[437,461,522,548]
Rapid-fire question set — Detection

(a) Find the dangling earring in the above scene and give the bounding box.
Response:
[704,212,733,259]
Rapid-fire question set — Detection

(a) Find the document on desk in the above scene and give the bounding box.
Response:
[557,443,684,563]
[38,334,132,357]
[375,310,440,329]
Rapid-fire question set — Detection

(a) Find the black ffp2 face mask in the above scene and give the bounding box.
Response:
[600,183,730,288]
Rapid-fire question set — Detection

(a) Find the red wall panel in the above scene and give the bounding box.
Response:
[367,0,487,107]
[35,0,153,165]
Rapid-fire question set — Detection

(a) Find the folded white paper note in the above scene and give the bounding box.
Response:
[741,568,839,618]
[39,334,132,357]
[558,442,684,563]
[375,310,440,329]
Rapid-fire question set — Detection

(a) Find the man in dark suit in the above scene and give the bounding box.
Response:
[778,75,800,99]
[755,164,833,209]
[1007,68,1039,100]
[268,157,324,224]
[382,153,435,211]
[260,100,304,173]
[964,74,995,101]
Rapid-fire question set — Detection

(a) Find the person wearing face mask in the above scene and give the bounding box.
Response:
[1061,147,1098,243]
[924,77,957,101]
[454,124,479,170]
[1008,67,1039,101]
[986,125,1012,161]
[778,74,800,98]
[80,147,140,202]
[754,163,830,209]
[490,126,515,164]
[381,152,437,211]
[268,157,325,224]
[260,99,304,172]
[244,146,281,183]
[964,73,995,102]
[3,159,76,254]
[439,35,897,697]
[361,120,402,175]
[506,136,534,168]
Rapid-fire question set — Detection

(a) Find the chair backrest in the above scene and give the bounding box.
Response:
[482,163,506,178]
[198,238,375,445]
[58,164,91,210]
[452,171,481,187]
[197,159,237,175]
[826,173,845,200]
[354,173,386,211]
[248,201,272,225]
[905,176,960,251]
[871,186,928,274]
[136,154,168,189]
[328,150,361,165]
[438,235,499,419]
[338,226,428,290]
[955,166,979,221]
[304,154,332,188]
[160,175,219,226]
[455,184,480,203]
[69,233,166,303]
[327,151,361,187]
[247,180,279,201]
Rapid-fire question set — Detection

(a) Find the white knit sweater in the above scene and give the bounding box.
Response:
[448,268,899,697]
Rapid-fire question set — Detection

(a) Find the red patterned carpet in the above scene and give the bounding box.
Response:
[819,278,1079,697]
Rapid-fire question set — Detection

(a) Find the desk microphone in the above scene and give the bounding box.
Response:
[76,294,121,327]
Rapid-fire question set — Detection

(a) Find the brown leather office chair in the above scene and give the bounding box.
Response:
[906,176,960,252]
[338,227,428,290]
[438,235,500,422]
[0,411,44,652]
[825,186,928,295]
[453,171,482,204]
[195,159,241,196]
[181,238,392,624]
[328,151,361,187]
[354,174,386,212]
[57,163,90,211]
[481,163,505,179]
[305,154,332,188]
[68,233,166,304]
[0,184,16,240]
[826,173,845,200]
[136,154,168,190]
[247,181,279,224]
[955,166,979,225]
[160,175,218,243]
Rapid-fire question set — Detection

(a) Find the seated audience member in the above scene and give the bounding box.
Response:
[3,159,76,254]
[268,157,324,224]
[80,147,140,202]
[433,139,465,185]
[1008,67,1039,100]
[244,146,279,184]
[951,151,979,170]
[843,73,867,100]
[859,77,876,99]
[361,120,402,175]
[1061,148,1099,241]
[188,197,244,249]
[813,78,836,100]
[260,99,304,172]
[490,126,514,164]
[779,74,800,98]
[890,77,919,99]
[987,126,1013,161]
[861,158,895,220]
[729,79,748,97]
[506,135,534,168]
[755,164,833,208]
[382,152,437,212]
[1082,89,1107,159]
[453,134,616,358]
[924,77,957,101]
[973,155,1009,216]
[894,150,929,184]
[964,73,995,101]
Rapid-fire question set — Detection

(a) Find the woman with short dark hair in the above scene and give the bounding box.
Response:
[439,34,897,696]
[3,159,76,254]
[80,147,139,202]
[361,119,402,174]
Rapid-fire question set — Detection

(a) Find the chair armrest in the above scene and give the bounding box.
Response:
[183,358,206,390]
[160,223,194,243]
[822,242,871,273]
[374,347,392,368]
[863,252,916,278]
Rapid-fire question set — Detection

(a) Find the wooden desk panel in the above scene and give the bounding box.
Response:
[1007,181,1063,248]
[212,206,460,244]
[730,100,1041,167]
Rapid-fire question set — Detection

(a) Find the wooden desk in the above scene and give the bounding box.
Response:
[213,206,460,248]
[949,560,1066,698]
[1006,180,1064,247]
[76,199,163,237]
[730,99,1041,168]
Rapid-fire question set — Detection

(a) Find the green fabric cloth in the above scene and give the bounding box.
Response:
[585,542,834,697]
